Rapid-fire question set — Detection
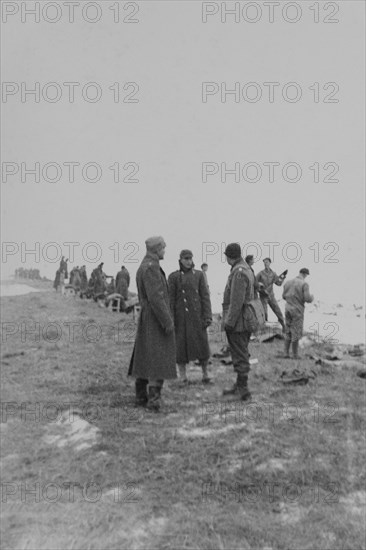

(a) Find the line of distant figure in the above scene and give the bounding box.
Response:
[14,268,42,280]
[53,257,137,313]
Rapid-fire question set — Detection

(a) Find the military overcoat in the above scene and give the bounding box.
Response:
[168,267,212,364]
[130,252,177,380]
[116,268,130,299]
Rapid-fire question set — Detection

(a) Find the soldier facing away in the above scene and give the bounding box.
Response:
[282,268,314,359]
[116,265,130,300]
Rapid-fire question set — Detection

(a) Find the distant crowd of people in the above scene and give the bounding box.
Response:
[53,257,134,311]
[14,268,42,280]
[128,236,314,412]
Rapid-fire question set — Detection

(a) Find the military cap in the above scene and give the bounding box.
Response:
[224,243,242,259]
[300,267,310,275]
[263,257,272,263]
[179,249,193,259]
[145,236,166,252]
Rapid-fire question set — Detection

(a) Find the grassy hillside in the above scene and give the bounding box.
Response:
[1,290,365,550]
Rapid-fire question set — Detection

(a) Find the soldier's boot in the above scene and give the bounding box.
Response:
[222,382,238,396]
[135,378,148,407]
[284,338,291,358]
[237,374,251,401]
[223,374,251,402]
[146,386,161,412]
[201,361,212,384]
[178,364,188,384]
[292,341,300,360]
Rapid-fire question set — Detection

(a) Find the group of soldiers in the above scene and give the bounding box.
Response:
[14,268,41,280]
[53,257,132,309]
[128,236,314,412]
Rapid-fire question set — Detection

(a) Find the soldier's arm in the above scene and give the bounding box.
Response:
[274,272,283,286]
[282,283,288,301]
[167,273,177,317]
[199,272,212,323]
[144,265,174,332]
[226,270,247,329]
[303,282,314,303]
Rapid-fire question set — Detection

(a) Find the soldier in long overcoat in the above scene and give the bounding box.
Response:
[168,250,212,383]
[129,236,176,411]
[116,266,130,299]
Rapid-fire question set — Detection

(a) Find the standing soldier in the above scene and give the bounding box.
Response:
[282,268,314,359]
[116,265,130,300]
[256,258,287,331]
[169,250,212,384]
[129,236,176,411]
[222,243,256,401]
[201,263,210,293]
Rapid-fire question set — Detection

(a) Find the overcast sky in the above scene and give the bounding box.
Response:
[1,1,365,310]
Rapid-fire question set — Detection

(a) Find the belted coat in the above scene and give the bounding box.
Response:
[129,252,177,380]
[168,266,212,364]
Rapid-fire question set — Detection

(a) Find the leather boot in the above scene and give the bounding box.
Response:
[146,386,161,412]
[237,374,252,401]
[135,378,148,407]
[201,361,212,384]
[223,375,251,402]
[222,382,238,396]
[178,364,188,384]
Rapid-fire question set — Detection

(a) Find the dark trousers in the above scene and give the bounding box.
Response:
[225,331,252,376]
[136,378,164,389]
[260,295,284,323]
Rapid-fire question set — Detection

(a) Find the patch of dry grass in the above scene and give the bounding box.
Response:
[1,292,365,550]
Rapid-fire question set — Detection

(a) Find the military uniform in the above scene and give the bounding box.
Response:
[282,276,313,343]
[116,267,130,300]
[256,268,285,326]
[168,263,212,381]
[222,258,255,378]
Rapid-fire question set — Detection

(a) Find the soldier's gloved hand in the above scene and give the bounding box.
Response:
[224,324,235,333]
[164,324,174,335]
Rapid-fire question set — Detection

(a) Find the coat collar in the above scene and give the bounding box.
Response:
[144,251,160,263]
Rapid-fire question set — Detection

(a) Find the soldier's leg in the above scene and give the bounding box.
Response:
[223,331,251,400]
[200,359,212,384]
[268,296,285,328]
[284,311,292,357]
[147,379,164,411]
[260,297,269,321]
[291,314,304,359]
[135,378,148,406]
[177,363,188,383]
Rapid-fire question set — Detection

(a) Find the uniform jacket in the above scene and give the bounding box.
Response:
[168,265,212,363]
[130,252,176,380]
[222,258,255,332]
[256,268,282,298]
[282,276,313,315]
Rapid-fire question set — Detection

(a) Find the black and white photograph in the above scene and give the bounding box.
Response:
[1,1,365,549]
